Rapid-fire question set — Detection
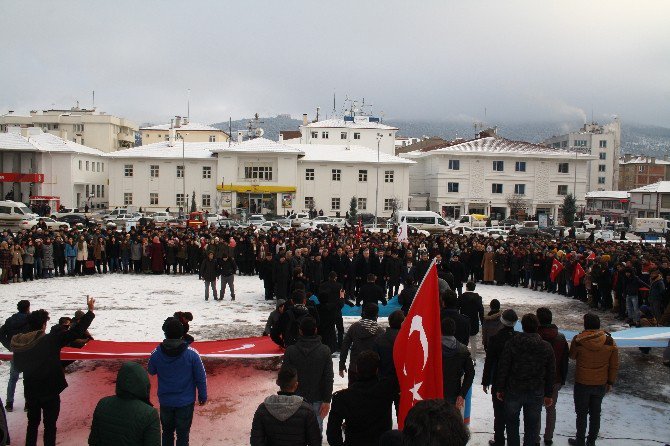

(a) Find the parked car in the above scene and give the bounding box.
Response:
[217,219,246,229]
[57,214,96,228]
[151,211,172,223]
[248,214,266,225]
[19,217,70,231]
[573,220,597,230]
[448,225,476,235]
[516,226,553,239]
[50,207,85,219]
[254,221,289,233]
[317,217,347,229]
[485,228,509,240]
[498,219,520,228]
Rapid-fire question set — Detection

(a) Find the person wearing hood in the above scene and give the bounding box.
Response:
[250,365,321,446]
[88,362,160,446]
[648,269,666,322]
[496,314,555,446]
[536,307,569,446]
[339,303,384,384]
[0,299,30,412]
[441,317,475,409]
[568,313,619,446]
[11,296,96,446]
[327,351,397,446]
[148,317,207,446]
[481,299,503,352]
[282,317,334,432]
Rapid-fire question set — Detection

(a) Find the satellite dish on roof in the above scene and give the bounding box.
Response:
[254,128,265,138]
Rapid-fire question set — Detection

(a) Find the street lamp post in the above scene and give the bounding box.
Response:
[375,133,382,228]
[182,133,188,216]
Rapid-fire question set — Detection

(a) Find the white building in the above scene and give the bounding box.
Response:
[0,128,108,209]
[140,116,228,145]
[543,119,621,192]
[584,190,629,223]
[401,134,594,222]
[629,181,670,219]
[106,137,412,217]
[282,115,398,155]
[0,107,138,153]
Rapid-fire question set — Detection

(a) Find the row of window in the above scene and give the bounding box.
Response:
[85,184,105,199]
[125,165,212,179]
[303,196,395,211]
[305,168,395,183]
[445,182,574,196]
[150,134,217,143]
[551,140,608,149]
[123,193,212,207]
[310,131,362,140]
[444,160,600,174]
[79,160,105,172]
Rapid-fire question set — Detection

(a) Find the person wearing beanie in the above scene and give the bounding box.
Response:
[482,308,518,446]
[148,317,207,446]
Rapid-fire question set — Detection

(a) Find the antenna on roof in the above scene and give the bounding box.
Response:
[187,88,191,121]
[92,90,95,109]
[333,90,336,116]
[228,117,232,147]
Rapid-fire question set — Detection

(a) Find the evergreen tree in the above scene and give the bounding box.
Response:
[349,196,357,223]
[562,193,577,226]
[190,191,197,213]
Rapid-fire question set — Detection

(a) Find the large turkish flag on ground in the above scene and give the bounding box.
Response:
[393,261,443,429]
[550,258,564,282]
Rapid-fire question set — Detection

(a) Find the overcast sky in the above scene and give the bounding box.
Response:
[2,1,669,126]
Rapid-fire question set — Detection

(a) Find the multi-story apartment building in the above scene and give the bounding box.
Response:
[401,131,594,222]
[629,181,670,219]
[140,116,228,145]
[618,155,670,191]
[543,119,621,192]
[0,106,137,152]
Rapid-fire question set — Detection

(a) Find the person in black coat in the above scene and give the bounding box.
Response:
[271,290,319,348]
[440,290,470,346]
[327,351,397,446]
[357,273,387,307]
[441,318,475,408]
[12,297,96,446]
[354,249,373,297]
[449,255,467,297]
[52,237,66,277]
[250,366,321,446]
[459,281,485,336]
[482,309,518,446]
[257,253,275,300]
[200,251,219,301]
[398,278,418,315]
[273,255,291,300]
[317,272,343,352]
[384,251,403,299]
[1,299,30,414]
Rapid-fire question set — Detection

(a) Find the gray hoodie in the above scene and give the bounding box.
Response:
[263,394,304,421]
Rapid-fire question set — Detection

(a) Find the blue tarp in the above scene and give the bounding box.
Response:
[309,295,402,317]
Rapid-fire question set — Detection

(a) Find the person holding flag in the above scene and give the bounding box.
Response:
[550,257,564,284]
[396,218,408,243]
[573,260,587,302]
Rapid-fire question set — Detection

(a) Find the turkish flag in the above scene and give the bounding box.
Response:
[393,261,443,429]
[573,262,586,286]
[356,218,363,239]
[586,251,596,261]
[550,258,564,282]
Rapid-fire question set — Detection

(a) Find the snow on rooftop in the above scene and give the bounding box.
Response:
[630,181,670,194]
[210,137,304,155]
[302,118,398,130]
[402,136,595,158]
[297,143,414,165]
[140,122,224,132]
[620,156,670,165]
[0,131,105,156]
[585,190,629,199]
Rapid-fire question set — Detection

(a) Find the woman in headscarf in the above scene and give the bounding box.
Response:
[149,236,164,274]
[482,245,495,283]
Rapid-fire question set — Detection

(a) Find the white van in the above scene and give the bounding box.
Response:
[394,211,449,234]
[0,200,38,230]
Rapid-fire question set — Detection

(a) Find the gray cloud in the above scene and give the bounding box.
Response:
[1,0,668,126]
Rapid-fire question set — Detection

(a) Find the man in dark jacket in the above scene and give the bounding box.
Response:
[200,251,219,301]
[357,273,386,307]
[282,317,334,432]
[459,281,485,339]
[398,277,417,315]
[148,317,207,446]
[12,296,96,446]
[317,271,344,352]
[89,362,160,446]
[482,309,518,446]
[250,366,321,446]
[536,307,569,446]
[271,290,320,348]
[257,252,275,300]
[273,255,291,300]
[384,251,402,300]
[373,310,404,411]
[218,252,237,300]
[327,351,397,446]
[496,314,556,446]
[441,318,475,408]
[440,290,470,346]
[449,254,467,296]
[340,304,384,384]
[0,299,30,412]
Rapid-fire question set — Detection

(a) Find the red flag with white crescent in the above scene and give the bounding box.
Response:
[356,218,363,239]
[587,251,596,261]
[573,262,586,286]
[550,258,564,282]
[393,261,443,429]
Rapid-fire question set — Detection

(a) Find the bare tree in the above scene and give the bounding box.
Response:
[506,194,530,220]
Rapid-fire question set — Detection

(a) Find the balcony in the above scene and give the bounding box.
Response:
[117,132,134,144]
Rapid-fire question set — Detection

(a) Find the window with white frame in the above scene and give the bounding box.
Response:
[331,197,340,210]
[101,185,105,197]
[86,161,89,171]
[305,197,314,208]
[176,194,185,206]
[599,152,607,160]
[209,135,216,142]
[332,169,341,181]
[598,177,606,184]
[448,160,460,170]
[96,185,101,197]
[384,199,394,211]
[447,182,459,193]
[202,166,212,179]
[311,131,318,138]
[638,166,645,173]
[384,170,394,183]
[353,132,361,140]
[322,131,329,139]
[244,165,273,181]
[515,161,526,172]
[150,165,159,177]
[340,132,347,140]
[357,198,367,209]
[305,169,314,180]
[558,163,569,173]
[492,161,504,171]
[599,140,607,148]
[514,184,526,195]
[124,164,133,177]
[358,170,368,182]
[557,185,568,195]
[598,164,606,172]
[150,193,158,205]
[124,193,133,205]
[574,140,588,147]
[491,183,503,194]
[176,165,184,178]
[202,194,211,207]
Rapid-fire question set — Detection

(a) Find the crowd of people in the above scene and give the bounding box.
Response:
[1,218,669,445]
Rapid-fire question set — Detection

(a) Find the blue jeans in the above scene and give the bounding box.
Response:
[34,258,42,278]
[6,360,20,403]
[311,401,323,432]
[504,389,543,446]
[160,403,194,446]
[626,295,639,323]
[67,257,76,274]
[574,383,606,445]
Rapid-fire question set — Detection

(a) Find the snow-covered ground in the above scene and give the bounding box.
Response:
[0,274,668,445]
